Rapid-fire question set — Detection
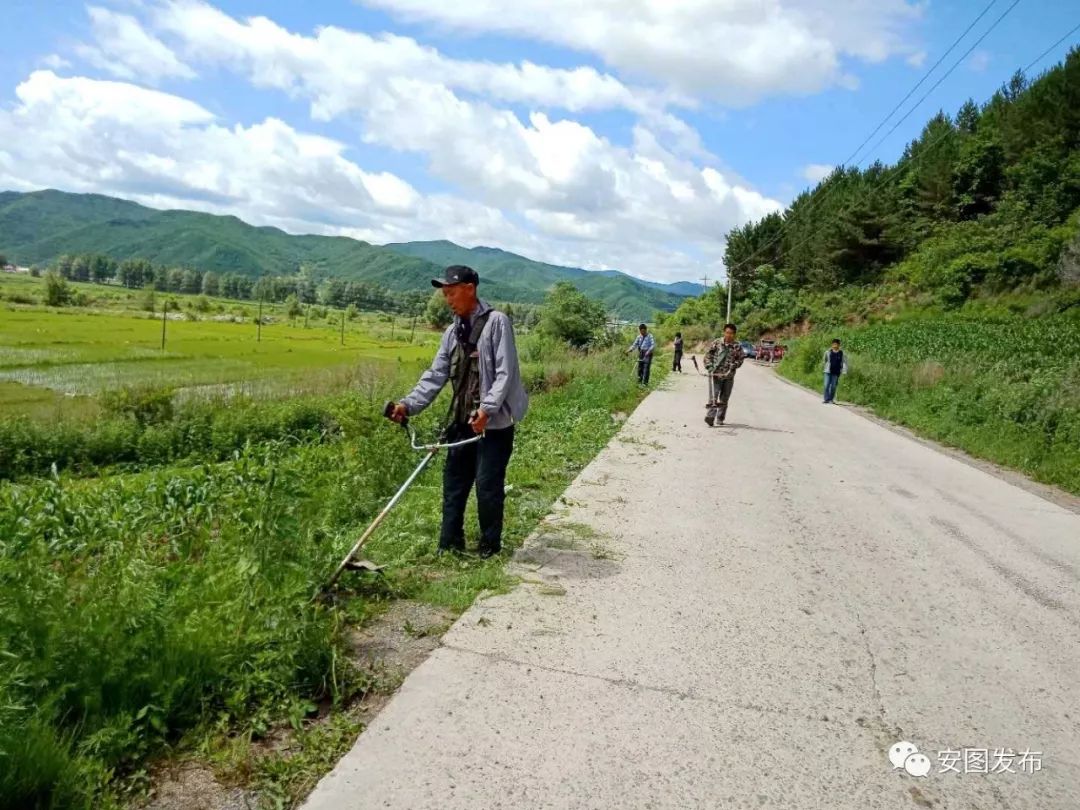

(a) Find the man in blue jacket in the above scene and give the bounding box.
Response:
[627,323,656,385]
[389,266,529,557]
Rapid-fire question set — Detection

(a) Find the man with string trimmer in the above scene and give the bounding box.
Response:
[388,266,528,558]
[626,323,656,386]
[703,323,745,427]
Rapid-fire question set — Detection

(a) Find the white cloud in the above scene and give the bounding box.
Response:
[907,50,928,68]
[837,73,861,92]
[144,2,783,277]
[0,71,481,242]
[0,70,733,282]
[968,50,991,73]
[10,70,211,128]
[75,6,195,83]
[357,0,924,104]
[5,2,805,283]
[41,54,72,70]
[152,0,677,116]
[802,163,834,183]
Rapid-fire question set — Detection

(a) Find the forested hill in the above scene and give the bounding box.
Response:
[0,189,441,289]
[0,191,690,320]
[667,49,1080,334]
[385,240,688,320]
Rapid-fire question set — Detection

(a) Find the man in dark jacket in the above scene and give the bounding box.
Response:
[389,266,529,557]
[672,332,684,372]
[822,338,848,403]
[704,323,745,427]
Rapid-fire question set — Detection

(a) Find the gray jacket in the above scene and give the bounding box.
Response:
[402,299,529,430]
[823,349,849,375]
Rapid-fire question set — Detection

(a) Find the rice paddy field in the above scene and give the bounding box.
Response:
[0,273,435,420]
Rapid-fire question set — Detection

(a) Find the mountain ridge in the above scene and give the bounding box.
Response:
[0,189,691,319]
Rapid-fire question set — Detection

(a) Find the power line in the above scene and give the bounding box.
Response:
[857,0,1022,168]
[723,0,1024,281]
[843,0,1001,169]
[756,16,1065,275]
[1022,21,1080,74]
[721,0,1015,280]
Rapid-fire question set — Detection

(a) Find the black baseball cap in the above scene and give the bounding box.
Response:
[431,265,480,288]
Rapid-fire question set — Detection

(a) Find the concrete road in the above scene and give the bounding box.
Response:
[303,364,1080,809]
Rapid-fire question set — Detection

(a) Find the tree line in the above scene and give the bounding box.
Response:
[667,49,1080,334]
[37,251,550,330]
[47,252,436,315]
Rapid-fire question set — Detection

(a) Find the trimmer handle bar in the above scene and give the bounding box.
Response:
[383,401,483,451]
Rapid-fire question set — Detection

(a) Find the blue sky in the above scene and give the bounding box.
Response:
[1,0,1078,282]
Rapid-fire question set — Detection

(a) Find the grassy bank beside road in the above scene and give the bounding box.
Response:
[0,342,663,809]
[778,306,1080,495]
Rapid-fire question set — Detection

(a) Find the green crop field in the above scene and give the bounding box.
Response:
[779,307,1080,494]
[0,273,435,420]
[0,266,661,808]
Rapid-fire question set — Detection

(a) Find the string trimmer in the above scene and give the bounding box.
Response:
[690,355,719,409]
[323,402,483,592]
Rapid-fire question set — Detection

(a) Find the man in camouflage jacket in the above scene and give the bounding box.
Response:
[704,323,745,426]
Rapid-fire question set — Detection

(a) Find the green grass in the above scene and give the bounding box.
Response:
[0,341,659,809]
[0,274,435,420]
[778,308,1080,494]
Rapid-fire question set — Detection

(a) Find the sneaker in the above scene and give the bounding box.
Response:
[705,414,715,427]
[476,547,501,559]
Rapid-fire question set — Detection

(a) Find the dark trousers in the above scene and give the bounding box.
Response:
[441,423,515,552]
[707,376,735,423]
[637,356,652,385]
[823,373,840,403]
[673,351,683,372]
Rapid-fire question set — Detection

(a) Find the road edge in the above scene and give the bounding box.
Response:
[765,364,1080,515]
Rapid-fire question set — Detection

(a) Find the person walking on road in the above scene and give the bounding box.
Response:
[672,332,684,373]
[823,338,848,404]
[704,323,745,427]
[388,265,529,558]
[627,323,656,385]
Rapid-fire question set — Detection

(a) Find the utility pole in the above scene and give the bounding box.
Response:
[160,300,167,350]
[257,290,264,342]
[340,309,345,346]
[726,275,733,324]
[389,313,395,342]
[304,305,309,329]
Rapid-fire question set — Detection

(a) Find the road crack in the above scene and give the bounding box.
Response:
[440,642,852,729]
